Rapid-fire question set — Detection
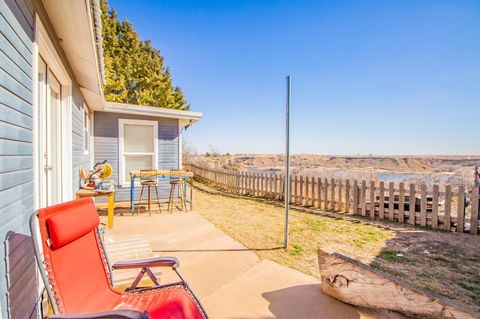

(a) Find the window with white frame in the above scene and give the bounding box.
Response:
[119,119,158,184]
[83,105,90,155]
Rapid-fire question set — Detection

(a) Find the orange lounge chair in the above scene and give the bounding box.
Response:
[30,198,208,319]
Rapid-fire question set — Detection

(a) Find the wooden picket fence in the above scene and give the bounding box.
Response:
[188,164,480,235]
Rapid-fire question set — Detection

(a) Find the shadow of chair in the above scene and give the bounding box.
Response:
[5,232,39,319]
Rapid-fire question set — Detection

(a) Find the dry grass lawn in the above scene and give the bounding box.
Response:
[192,183,480,313]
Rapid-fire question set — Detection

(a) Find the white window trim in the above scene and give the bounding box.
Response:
[118,119,158,186]
[33,13,73,209]
[178,121,182,169]
[83,103,90,155]
[89,111,95,167]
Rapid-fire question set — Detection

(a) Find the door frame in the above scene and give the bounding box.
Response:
[33,14,73,209]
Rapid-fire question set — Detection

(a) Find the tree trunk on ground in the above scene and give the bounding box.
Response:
[317,249,479,319]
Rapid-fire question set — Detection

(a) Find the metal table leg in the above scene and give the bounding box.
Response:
[130,177,135,214]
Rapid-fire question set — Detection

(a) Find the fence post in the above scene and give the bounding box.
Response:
[236,171,240,194]
[409,183,416,225]
[256,173,261,196]
[431,185,439,228]
[420,184,427,227]
[360,180,366,216]
[250,173,254,196]
[265,173,269,197]
[305,176,310,206]
[398,182,405,223]
[369,181,375,219]
[240,172,244,195]
[269,174,274,199]
[242,172,246,195]
[225,169,228,189]
[470,187,479,235]
[264,173,268,198]
[456,186,465,233]
[317,177,322,209]
[379,181,385,220]
[388,182,395,221]
[224,169,227,189]
[223,169,226,189]
[324,178,329,210]
[352,180,358,215]
[259,173,263,197]
[337,180,343,212]
[310,177,315,206]
[299,176,304,206]
[330,178,336,211]
[277,175,281,200]
[444,185,452,231]
[345,179,350,213]
[264,173,268,197]
[289,175,294,204]
[292,175,297,204]
[251,172,254,195]
[273,174,278,200]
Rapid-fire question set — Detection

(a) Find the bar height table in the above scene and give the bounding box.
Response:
[129,170,193,214]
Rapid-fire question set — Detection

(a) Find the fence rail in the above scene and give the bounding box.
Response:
[188,164,480,235]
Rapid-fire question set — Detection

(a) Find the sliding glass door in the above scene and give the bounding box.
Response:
[38,56,62,206]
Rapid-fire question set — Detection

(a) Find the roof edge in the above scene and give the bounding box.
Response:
[102,102,203,126]
[90,0,106,85]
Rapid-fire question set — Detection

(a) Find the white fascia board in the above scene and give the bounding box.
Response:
[43,0,104,110]
[103,102,203,127]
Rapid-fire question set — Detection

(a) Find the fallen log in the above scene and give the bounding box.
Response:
[317,249,479,319]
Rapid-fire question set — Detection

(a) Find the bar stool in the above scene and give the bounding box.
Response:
[137,169,161,216]
[168,173,187,212]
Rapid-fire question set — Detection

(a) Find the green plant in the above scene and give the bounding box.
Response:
[378,249,410,263]
[101,0,189,110]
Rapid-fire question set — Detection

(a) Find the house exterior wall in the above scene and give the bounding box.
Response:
[0,0,95,317]
[72,87,90,193]
[93,111,180,202]
[0,0,35,316]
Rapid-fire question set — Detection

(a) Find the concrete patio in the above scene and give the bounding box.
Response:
[100,210,405,319]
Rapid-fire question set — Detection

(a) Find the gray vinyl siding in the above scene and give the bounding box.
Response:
[0,0,34,317]
[72,87,90,193]
[93,111,179,202]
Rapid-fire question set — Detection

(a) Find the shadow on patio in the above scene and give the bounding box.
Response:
[98,206,405,319]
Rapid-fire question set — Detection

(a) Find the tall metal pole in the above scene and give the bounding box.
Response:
[284,75,291,249]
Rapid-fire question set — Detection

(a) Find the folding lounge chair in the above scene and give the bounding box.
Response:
[30,198,208,319]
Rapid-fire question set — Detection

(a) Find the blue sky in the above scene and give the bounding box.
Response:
[110,0,480,155]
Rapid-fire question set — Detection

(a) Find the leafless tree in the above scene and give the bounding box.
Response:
[182,137,197,165]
